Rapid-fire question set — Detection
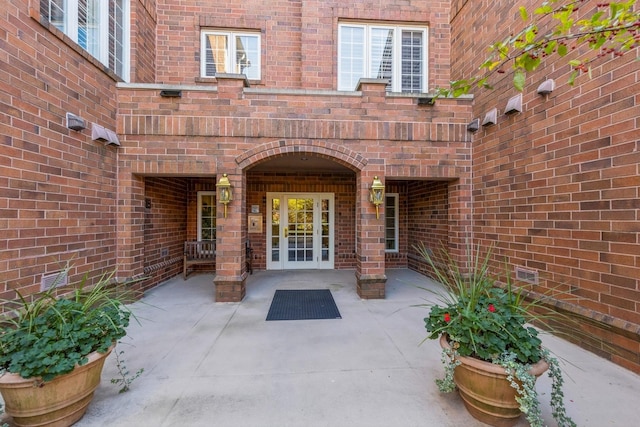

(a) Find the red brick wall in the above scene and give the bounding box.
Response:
[154,0,452,89]
[407,180,450,273]
[143,177,188,284]
[131,0,157,83]
[452,0,640,372]
[1,0,121,301]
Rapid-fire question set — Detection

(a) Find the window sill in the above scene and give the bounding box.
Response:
[196,76,262,87]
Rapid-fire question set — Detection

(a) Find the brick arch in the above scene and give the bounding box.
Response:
[236,139,368,172]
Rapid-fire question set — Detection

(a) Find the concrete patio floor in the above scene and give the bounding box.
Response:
[51,269,640,426]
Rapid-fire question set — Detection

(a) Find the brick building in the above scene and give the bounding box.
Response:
[1,1,638,373]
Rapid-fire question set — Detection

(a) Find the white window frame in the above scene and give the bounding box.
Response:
[385,193,399,252]
[197,192,217,242]
[200,30,261,80]
[338,22,428,93]
[41,0,130,81]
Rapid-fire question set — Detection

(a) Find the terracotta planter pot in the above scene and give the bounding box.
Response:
[440,335,548,427]
[0,346,113,427]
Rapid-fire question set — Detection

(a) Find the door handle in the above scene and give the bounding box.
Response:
[284,228,288,238]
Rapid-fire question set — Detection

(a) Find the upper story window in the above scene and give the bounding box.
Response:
[201,30,261,80]
[40,0,129,81]
[338,23,427,93]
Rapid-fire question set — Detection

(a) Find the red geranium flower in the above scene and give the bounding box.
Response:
[488,304,496,313]
[444,313,451,322]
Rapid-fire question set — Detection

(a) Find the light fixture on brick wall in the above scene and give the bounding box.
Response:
[216,174,233,218]
[369,176,385,219]
[467,118,480,132]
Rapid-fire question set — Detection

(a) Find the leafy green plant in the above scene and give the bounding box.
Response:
[0,269,136,382]
[417,242,575,427]
[419,242,543,364]
[110,347,144,393]
[433,0,640,98]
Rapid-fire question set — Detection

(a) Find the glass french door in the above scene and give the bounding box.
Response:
[267,193,334,270]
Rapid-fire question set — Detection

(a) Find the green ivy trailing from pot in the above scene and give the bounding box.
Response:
[437,346,576,427]
[435,343,459,393]
[1,402,8,427]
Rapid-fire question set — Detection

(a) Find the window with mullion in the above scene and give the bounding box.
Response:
[198,192,217,242]
[338,22,427,93]
[401,30,424,93]
[385,194,399,252]
[77,0,101,60]
[109,0,126,77]
[370,27,394,91]
[40,0,129,81]
[41,0,65,32]
[201,31,260,80]
[338,25,365,91]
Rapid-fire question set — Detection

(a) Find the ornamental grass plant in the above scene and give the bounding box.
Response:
[416,242,576,427]
[0,268,137,382]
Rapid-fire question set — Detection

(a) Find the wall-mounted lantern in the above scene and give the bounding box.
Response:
[369,176,385,219]
[216,174,233,218]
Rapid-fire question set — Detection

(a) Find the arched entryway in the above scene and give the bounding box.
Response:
[221,139,387,300]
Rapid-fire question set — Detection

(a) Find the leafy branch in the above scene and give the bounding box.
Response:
[435,0,640,98]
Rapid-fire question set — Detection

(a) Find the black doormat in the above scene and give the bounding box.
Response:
[266,289,341,321]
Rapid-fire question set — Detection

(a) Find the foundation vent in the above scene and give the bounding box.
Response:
[40,270,68,291]
[515,267,538,285]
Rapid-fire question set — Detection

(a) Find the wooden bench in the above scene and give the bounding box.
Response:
[183,240,216,279]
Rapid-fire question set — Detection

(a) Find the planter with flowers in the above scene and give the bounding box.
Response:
[418,243,575,427]
[0,269,138,427]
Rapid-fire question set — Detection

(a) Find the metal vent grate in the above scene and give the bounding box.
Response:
[515,267,538,285]
[40,270,68,291]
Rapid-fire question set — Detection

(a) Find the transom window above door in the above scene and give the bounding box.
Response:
[338,22,428,93]
[201,30,261,80]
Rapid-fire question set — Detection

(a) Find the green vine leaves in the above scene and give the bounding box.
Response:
[435,0,640,99]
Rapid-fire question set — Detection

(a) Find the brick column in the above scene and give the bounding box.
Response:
[214,172,247,302]
[355,171,387,299]
[115,171,146,281]
[448,178,473,267]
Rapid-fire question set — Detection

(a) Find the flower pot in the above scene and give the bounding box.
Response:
[440,335,548,427]
[0,346,113,427]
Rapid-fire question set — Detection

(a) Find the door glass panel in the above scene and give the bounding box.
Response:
[321,198,330,261]
[271,198,280,262]
[287,198,314,262]
[199,194,216,241]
